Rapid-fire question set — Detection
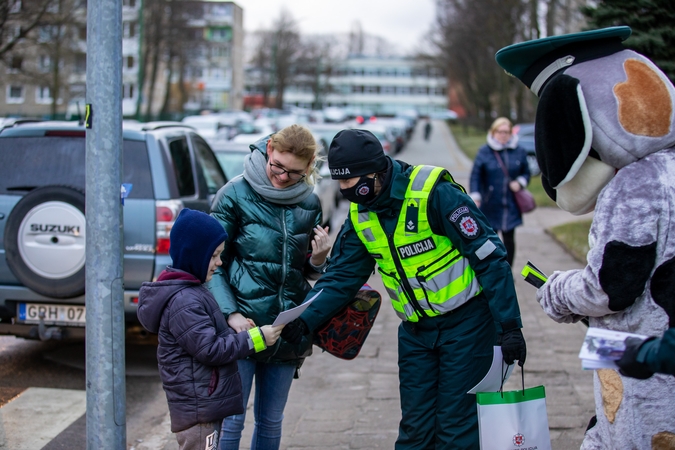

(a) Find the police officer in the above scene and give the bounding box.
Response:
[282,129,527,448]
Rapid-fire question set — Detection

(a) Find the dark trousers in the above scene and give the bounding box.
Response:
[395,297,496,449]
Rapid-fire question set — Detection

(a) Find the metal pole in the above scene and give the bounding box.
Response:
[85,0,126,448]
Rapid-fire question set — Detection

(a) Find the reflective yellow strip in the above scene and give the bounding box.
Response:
[248,327,267,353]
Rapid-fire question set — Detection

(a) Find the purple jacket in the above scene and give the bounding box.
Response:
[137,268,255,432]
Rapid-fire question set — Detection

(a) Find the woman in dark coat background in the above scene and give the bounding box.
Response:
[469,117,530,267]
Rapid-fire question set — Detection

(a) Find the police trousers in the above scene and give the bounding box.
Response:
[396,295,496,449]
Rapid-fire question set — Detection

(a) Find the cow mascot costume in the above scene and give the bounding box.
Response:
[496,27,675,449]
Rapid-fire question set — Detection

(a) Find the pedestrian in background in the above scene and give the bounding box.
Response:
[283,129,526,448]
[469,117,530,267]
[207,124,332,450]
[137,208,283,450]
[424,119,432,141]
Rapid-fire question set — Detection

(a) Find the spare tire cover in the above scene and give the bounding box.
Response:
[4,186,86,298]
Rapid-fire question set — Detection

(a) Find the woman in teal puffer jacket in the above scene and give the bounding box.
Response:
[208,124,331,450]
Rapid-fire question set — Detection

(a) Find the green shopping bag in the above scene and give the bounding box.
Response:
[476,384,552,450]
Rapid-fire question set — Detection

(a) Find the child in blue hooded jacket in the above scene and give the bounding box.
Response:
[137,208,283,450]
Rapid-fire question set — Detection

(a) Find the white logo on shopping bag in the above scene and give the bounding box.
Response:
[513,433,525,446]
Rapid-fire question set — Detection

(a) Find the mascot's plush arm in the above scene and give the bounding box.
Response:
[537,158,661,322]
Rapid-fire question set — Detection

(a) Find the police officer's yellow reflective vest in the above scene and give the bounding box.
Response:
[349,165,482,322]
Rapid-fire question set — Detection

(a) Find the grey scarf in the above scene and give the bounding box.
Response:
[243,149,314,205]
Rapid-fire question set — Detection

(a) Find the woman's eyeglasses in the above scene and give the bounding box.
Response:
[269,162,306,181]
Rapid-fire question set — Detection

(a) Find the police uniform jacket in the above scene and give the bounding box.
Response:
[301,157,522,334]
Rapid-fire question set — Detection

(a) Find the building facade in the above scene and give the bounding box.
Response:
[0,0,244,119]
[282,56,449,116]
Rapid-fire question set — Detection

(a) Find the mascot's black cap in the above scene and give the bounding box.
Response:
[328,129,388,179]
[495,26,632,96]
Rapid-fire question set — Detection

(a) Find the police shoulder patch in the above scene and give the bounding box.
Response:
[447,206,481,240]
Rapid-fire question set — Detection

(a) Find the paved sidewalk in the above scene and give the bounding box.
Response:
[138,120,597,450]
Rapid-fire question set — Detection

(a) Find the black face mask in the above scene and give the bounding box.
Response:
[340,175,378,204]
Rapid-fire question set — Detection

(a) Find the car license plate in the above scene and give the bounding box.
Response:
[18,303,86,327]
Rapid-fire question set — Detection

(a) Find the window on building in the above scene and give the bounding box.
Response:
[125,56,135,69]
[36,86,52,104]
[38,55,50,72]
[209,27,232,42]
[7,85,24,103]
[396,69,411,77]
[380,86,395,94]
[429,68,443,77]
[352,85,363,93]
[396,87,410,95]
[123,83,135,99]
[123,21,137,38]
[123,0,136,8]
[212,46,230,58]
[364,86,377,94]
[46,0,59,13]
[210,4,233,18]
[78,25,86,41]
[74,53,86,73]
[9,0,21,13]
[9,55,22,71]
[5,25,21,42]
[414,87,427,95]
[38,25,60,42]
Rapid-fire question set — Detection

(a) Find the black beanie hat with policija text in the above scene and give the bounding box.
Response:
[328,129,389,179]
[169,208,228,283]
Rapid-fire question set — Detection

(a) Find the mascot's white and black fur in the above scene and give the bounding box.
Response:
[497,27,675,449]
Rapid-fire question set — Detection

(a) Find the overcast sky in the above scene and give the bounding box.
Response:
[234,0,437,55]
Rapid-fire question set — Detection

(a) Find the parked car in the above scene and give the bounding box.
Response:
[308,123,345,150]
[349,121,397,156]
[181,114,233,143]
[429,109,459,121]
[375,117,409,153]
[211,136,340,227]
[512,123,540,176]
[0,121,227,340]
[211,141,250,181]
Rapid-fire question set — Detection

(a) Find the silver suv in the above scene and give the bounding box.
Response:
[0,121,227,340]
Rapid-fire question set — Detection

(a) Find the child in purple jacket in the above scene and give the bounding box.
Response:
[137,208,283,450]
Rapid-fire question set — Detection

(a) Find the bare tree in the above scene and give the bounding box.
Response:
[269,8,301,109]
[1,0,86,118]
[349,20,364,56]
[0,0,52,59]
[296,35,341,110]
[247,30,274,107]
[425,0,565,125]
[159,1,202,118]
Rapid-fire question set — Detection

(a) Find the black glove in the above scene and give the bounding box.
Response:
[616,336,655,380]
[501,329,527,366]
[281,318,308,345]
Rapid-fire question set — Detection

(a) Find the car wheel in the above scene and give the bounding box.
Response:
[4,186,86,298]
[527,154,541,177]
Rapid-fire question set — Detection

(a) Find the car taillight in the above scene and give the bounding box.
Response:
[383,141,391,153]
[155,200,183,255]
